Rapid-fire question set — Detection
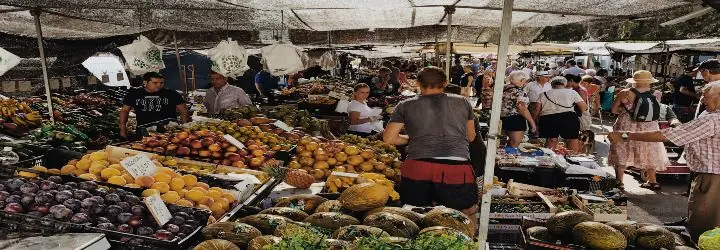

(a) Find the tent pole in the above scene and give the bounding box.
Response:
[31,8,54,124]
[478,0,514,249]
[444,6,455,74]
[173,32,187,97]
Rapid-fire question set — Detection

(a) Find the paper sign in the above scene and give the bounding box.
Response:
[144,193,172,226]
[88,76,97,85]
[223,134,246,149]
[17,81,31,92]
[331,171,359,178]
[120,154,158,178]
[233,173,262,201]
[49,78,60,89]
[61,77,72,88]
[2,81,15,92]
[272,120,293,132]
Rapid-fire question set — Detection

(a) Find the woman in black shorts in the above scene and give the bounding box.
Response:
[500,71,536,148]
[533,76,587,152]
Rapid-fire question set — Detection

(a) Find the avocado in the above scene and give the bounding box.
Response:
[572,221,627,250]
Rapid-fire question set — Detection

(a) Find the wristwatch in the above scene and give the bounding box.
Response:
[621,132,629,141]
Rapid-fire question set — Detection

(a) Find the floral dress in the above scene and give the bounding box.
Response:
[608,102,669,171]
[500,84,528,117]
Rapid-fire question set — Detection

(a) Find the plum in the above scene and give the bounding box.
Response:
[79,208,91,214]
[34,193,53,205]
[91,204,105,215]
[175,212,191,220]
[105,194,121,205]
[117,202,131,212]
[0,191,9,201]
[81,198,99,209]
[117,212,133,224]
[164,224,180,234]
[192,210,207,220]
[91,196,105,205]
[63,199,82,212]
[52,207,73,221]
[179,224,195,235]
[5,179,24,191]
[47,176,63,184]
[123,195,141,206]
[49,204,68,214]
[70,213,90,224]
[4,203,23,213]
[0,183,6,191]
[48,190,58,196]
[57,185,71,191]
[128,216,144,228]
[20,182,39,194]
[154,230,174,240]
[34,204,50,214]
[78,181,98,191]
[180,207,194,215]
[117,224,133,234]
[185,220,197,227]
[20,194,35,207]
[55,190,73,203]
[130,205,145,216]
[65,182,78,189]
[6,194,22,204]
[38,180,57,191]
[73,190,92,200]
[106,205,123,216]
[169,215,185,225]
[92,188,108,197]
[136,226,154,236]
[97,222,116,231]
[95,217,112,224]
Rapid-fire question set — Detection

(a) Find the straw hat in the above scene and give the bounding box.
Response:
[626,70,658,84]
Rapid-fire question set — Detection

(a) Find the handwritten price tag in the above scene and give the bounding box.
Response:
[144,193,172,226]
[49,78,60,90]
[87,76,97,85]
[223,134,245,149]
[2,81,16,93]
[17,81,31,92]
[272,120,293,132]
[120,154,158,179]
[61,77,72,88]
[330,171,359,178]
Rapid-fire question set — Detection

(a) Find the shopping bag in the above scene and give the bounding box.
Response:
[0,47,21,77]
[207,39,249,78]
[118,35,165,75]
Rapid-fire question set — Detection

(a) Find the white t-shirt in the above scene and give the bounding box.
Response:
[347,100,375,133]
[522,67,534,77]
[526,81,552,103]
[537,88,584,116]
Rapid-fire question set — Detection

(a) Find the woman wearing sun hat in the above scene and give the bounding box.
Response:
[608,70,669,190]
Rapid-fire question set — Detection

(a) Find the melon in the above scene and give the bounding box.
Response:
[572,221,627,250]
[303,212,360,231]
[421,208,474,238]
[606,221,637,244]
[636,225,675,250]
[546,211,593,238]
[338,183,388,212]
[193,239,240,250]
[237,214,289,235]
[202,222,262,247]
[274,194,328,214]
[363,212,420,238]
[419,226,472,240]
[325,239,351,250]
[332,225,389,241]
[526,226,553,242]
[315,200,345,213]
[366,206,424,226]
[247,235,281,250]
[259,207,309,221]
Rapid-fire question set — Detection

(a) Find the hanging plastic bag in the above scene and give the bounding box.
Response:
[0,47,21,77]
[261,43,305,76]
[319,51,337,71]
[207,39,249,78]
[118,35,165,75]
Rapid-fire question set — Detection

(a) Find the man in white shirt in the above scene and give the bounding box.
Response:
[526,71,553,121]
[562,60,585,76]
[204,71,253,114]
[522,62,535,77]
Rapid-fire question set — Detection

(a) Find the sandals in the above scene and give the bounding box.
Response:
[616,181,625,190]
[641,182,661,190]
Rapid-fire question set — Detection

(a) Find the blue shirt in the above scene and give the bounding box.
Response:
[254,71,279,93]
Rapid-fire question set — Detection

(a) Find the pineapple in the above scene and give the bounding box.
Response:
[263,160,314,189]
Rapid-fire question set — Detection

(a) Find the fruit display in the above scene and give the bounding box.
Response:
[585,203,623,214]
[338,183,389,212]
[265,106,333,138]
[0,176,209,244]
[490,203,549,214]
[554,204,578,213]
[339,134,401,160]
[216,106,261,121]
[326,173,399,201]
[525,211,692,250]
[0,99,43,132]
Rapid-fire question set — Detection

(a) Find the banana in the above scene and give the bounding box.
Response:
[25,112,41,122]
[12,116,27,127]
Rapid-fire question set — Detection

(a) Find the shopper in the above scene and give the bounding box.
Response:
[120,72,190,139]
[347,83,382,137]
[372,67,393,96]
[501,71,536,148]
[562,59,585,76]
[203,71,253,114]
[478,68,495,109]
[534,76,586,152]
[526,71,553,121]
[522,62,535,77]
[382,60,401,91]
[451,58,465,86]
[471,58,483,79]
[673,66,700,123]
[608,80,720,241]
[580,75,601,117]
[608,70,668,190]
[255,69,279,104]
[505,61,520,76]
[460,65,475,97]
[384,66,478,234]
[569,75,593,131]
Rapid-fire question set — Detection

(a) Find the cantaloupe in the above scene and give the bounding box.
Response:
[303,212,360,231]
[259,207,309,221]
[421,208,474,238]
[193,239,240,250]
[274,194,328,214]
[363,212,419,238]
[332,225,389,241]
[237,214,289,235]
[366,207,424,226]
[202,222,261,247]
[247,235,281,250]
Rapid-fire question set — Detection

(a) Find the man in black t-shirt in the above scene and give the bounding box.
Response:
[120,72,190,139]
[672,66,699,123]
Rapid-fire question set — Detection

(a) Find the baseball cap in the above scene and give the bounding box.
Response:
[535,71,552,76]
[694,59,720,71]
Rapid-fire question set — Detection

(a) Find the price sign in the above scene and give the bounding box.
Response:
[61,77,72,88]
[87,76,97,85]
[120,154,158,178]
[144,193,172,226]
[17,81,31,92]
[2,81,15,93]
[330,171,359,178]
[272,120,293,132]
[223,134,245,149]
[49,78,60,90]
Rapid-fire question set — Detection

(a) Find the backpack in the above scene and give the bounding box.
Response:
[626,88,660,122]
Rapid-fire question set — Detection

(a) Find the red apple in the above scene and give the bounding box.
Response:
[190,140,203,149]
[176,147,191,156]
[177,131,189,140]
[199,150,211,158]
[208,143,222,152]
[212,151,223,159]
[201,138,215,147]
[225,146,238,153]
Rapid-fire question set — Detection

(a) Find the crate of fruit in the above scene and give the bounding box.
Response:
[490,195,555,220]
[571,196,626,222]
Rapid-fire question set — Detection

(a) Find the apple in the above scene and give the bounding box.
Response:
[221,159,231,166]
[176,147,191,156]
[201,138,214,147]
[208,143,222,152]
[199,150,211,158]
[225,146,238,153]
[170,137,181,144]
[252,150,264,157]
[221,142,230,148]
[166,144,179,152]
[232,161,246,168]
[177,131,189,140]
[190,149,199,155]
[146,139,160,148]
[238,149,249,157]
[225,153,242,162]
[157,139,169,147]
[189,133,200,140]
[153,147,165,154]
[179,138,191,146]
[190,140,203,149]
[211,151,223,159]
[249,157,264,168]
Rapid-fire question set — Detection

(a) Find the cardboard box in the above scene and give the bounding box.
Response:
[572,195,627,222]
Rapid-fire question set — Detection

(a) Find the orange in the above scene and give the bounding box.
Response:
[100,168,122,180]
[60,165,76,175]
[92,160,110,167]
[76,159,92,170]
[89,152,109,161]
[78,173,97,181]
[194,182,210,190]
[198,196,215,207]
[222,193,236,203]
[81,154,90,160]
[156,167,175,175]
[170,178,185,191]
[89,164,106,176]
[176,199,195,207]
[206,190,223,201]
[151,182,170,193]
[177,189,189,198]
[108,164,124,172]
[121,174,135,184]
[185,189,205,202]
[182,175,198,187]
[191,186,207,194]
[31,166,48,172]
[209,202,225,216]
[161,192,180,204]
[209,187,224,193]
[142,189,160,197]
[153,173,172,184]
[135,176,155,188]
[217,197,230,210]
[107,176,127,186]
[47,169,61,174]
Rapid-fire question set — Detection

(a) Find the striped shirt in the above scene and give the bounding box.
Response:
[203,84,253,114]
[663,110,720,174]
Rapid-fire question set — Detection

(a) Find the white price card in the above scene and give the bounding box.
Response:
[61,77,72,88]
[272,120,293,132]
[17,81,31,92]
[87,76,97,85]
[49,78,60,90]
[223,134,246,149]
[120,154,158,178]
[330,171,359,178]
[144,193,172,226]
[2,81,15,93]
